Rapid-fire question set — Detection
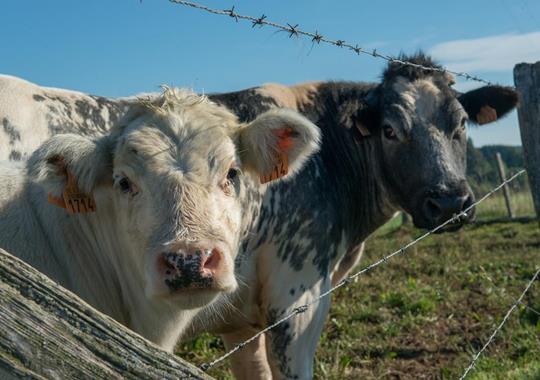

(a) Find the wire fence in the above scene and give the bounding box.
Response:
[200,170,529,373]
[459,267,540,379]
[169,0,494,85]
[167,2,537,377]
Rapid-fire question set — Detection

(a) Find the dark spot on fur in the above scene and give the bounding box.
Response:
[33,94,46,102]
[9,150,22,161]
[267,308,297,379]
[210,88,279,123]
[2,118,21,145]
[43,94,130,136]
[289,288,295,296]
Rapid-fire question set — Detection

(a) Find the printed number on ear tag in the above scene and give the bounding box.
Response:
[260,152,289,184]
[63,170,96,213]
[48,170,96,214]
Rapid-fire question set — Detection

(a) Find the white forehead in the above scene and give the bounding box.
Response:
[392,77,442,122]
[116,89,240,177]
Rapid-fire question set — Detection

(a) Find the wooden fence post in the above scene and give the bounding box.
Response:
[495,152,514,218]
[0,248,213,380]
[514,62,540,221]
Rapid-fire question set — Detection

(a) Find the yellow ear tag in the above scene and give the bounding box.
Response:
[260,152,289,184]
[48,170,96,214]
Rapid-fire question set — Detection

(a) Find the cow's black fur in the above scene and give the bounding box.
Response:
[207,52,519,379]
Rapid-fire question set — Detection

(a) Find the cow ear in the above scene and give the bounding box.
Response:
[457,85,518,125]
[239,109,320,184]
[28,134,112,203]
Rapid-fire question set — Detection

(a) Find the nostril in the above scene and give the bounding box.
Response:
[424,198,442,220]
[462,194,473,211]
[201,249,221,274]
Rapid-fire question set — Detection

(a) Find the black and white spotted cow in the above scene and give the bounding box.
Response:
[0,87,320,352]
[0,53,518,379]
[192,54,518,379]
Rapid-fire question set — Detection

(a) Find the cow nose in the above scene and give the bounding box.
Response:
[160,247,223,290]
[422,194,472,226]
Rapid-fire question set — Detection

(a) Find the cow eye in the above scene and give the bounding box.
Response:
[453,127,465,141]
[119,178,131,193]
[453,119,467,140]
[383,124,397,140]
[118,177,139,197]
[222,168,241,196]
[227,168,240,181]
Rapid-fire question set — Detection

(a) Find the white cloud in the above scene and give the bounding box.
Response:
[429,31,540,73]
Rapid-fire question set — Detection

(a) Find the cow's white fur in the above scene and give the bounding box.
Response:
[0,86,320,352]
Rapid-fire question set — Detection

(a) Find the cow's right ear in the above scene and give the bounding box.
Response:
[27,134,113,203]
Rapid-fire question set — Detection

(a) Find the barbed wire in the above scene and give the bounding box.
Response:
[169,0,494,85]
[459,266,540,379]
[199,169,527,371]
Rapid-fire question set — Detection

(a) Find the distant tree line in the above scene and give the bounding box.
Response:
[467,139,529,194]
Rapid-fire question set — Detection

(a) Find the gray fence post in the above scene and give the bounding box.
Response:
[514,62,540,221]
[495,152,514,218]
[0,248,213,380]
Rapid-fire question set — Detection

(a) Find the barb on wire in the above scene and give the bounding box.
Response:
[459,266,540,379]
[168,0,494,85]
[199,170,526,371]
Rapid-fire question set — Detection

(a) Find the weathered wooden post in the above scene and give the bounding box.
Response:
[0,248,213,380]
[514,62,540,221]
[495,152,514,218]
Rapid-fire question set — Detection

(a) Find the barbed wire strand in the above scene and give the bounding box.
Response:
[168,0,494,86]
[200,169,527,371]
[459,266,540,379]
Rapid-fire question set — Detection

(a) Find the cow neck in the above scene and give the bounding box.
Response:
[299,82,397,246]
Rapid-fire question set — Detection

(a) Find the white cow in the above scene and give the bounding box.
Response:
[0,87,320,351]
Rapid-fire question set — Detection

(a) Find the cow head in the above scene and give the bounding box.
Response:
[358,53,518,230]
[29,88,320,308]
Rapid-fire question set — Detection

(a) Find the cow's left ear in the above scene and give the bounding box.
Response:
[27,134,113,211]
[239,109,321,184]
[457,85,518,125]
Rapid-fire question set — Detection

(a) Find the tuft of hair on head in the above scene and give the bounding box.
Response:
[382,51,444,82]
[129,86,239,134]
[137,86,208,115]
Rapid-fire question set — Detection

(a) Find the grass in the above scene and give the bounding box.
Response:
[475,191,535,220]
[176,198,540,379]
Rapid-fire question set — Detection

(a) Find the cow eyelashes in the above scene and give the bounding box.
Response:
[382,124,397,140]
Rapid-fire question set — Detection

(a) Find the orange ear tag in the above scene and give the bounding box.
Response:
[356,122,371,137]
[259,151,289,184]
[48,170,96,214]
[476,105,497,125]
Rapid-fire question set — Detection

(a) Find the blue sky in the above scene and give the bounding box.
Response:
[2,0,540,146]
